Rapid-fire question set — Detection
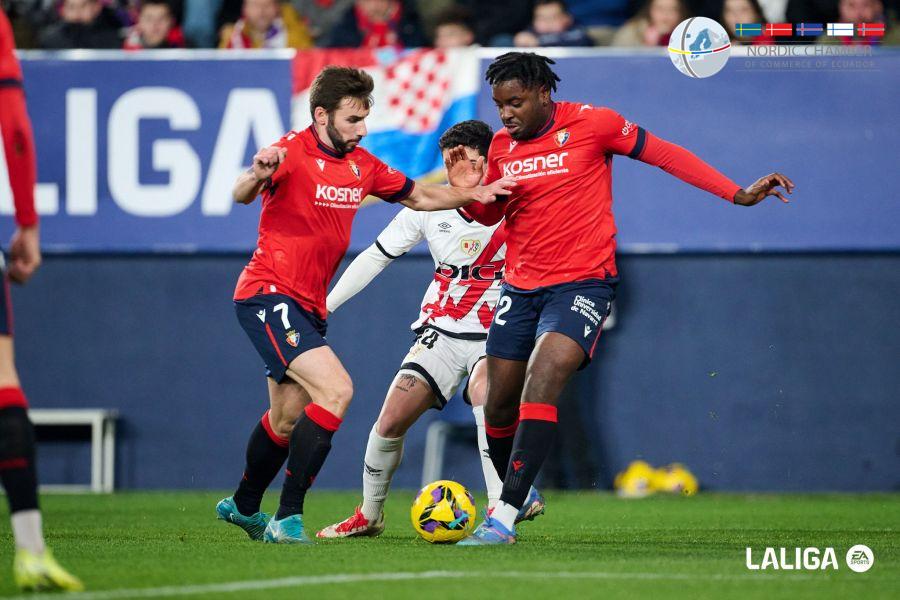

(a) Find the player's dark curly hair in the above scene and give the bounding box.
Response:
[438,120,494,157]
[484,52,561,93]
[309,66,374,117]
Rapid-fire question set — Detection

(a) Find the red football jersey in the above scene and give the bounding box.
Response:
[475,101,741,290]
[234,126,414,318]
[0,9,22,82]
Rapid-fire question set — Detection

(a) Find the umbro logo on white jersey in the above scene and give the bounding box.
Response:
[316,159,325,171]
[257,310,266,322]
[438,222,452,230]
[584,325,592,337]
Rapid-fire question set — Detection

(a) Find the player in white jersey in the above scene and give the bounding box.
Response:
[318,121,544,539]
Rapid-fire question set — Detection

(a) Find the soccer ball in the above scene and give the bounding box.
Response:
[410,480,476,543]
[653,463,699,496]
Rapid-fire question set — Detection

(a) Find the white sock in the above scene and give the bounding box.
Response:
[491,501,518,532]
[360,423,405,521]
[11,509,45,555]
[472,405,503,509]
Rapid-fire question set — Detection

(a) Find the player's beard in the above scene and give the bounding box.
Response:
[326,115,362,156]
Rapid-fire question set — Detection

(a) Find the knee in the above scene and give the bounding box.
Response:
[484,400,518,428]
[271,413,297,439]
[375,410,409,439]
[318,377,353,418]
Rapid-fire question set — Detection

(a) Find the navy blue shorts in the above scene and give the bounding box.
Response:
[234,293,328,382]
[485,278,617,369]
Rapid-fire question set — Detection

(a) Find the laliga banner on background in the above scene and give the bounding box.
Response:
[1,49,477,253]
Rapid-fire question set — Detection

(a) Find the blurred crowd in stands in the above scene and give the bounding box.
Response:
[3,0,898,50]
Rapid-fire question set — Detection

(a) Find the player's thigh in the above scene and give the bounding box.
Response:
[398,328,469,410]
[521,332,585,407]
[375,371,437,438]
[285,345,353,418]
[0,276,19,388]
[483,356,527,425]
[266,377,312,439]
[464,356,488,408]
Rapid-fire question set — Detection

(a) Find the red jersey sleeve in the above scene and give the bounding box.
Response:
[589,107,642,156]
[370,158,414,203]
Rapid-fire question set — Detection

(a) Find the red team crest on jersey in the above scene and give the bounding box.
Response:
[349,161,361,179]
[555,129,570,147]
[460,239,482,257]
[285,329,300,347]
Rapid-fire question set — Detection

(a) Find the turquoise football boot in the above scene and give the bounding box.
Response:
[457,516,516,545]
[216,496,270,541]
[264,514,313,544]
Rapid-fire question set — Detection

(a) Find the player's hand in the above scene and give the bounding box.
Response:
[251,146,287,181]
[7,225,42,284]
[734,173,795,206]
[473,176,516,204]
[445,145,483,188]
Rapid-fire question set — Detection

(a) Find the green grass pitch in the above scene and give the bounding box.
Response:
[1,491,897,598]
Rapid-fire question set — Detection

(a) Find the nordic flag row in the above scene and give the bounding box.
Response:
[734,23,886,37]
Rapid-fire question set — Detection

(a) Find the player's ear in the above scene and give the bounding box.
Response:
[314,106,328,127]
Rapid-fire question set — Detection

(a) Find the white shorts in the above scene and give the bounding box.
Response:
[398,326,486,409]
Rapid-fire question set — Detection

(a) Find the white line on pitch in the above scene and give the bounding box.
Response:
[10,569,825,600]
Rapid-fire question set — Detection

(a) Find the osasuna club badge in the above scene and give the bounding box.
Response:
[460,239,481,256]
[349,160,361,179]
[555,129,570,147]
[285,329,300,348]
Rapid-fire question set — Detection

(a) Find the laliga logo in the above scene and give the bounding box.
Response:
[668,17,732,78]
[745,544,874,572]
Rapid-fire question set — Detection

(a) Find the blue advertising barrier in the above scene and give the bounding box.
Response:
[7,49,900,253]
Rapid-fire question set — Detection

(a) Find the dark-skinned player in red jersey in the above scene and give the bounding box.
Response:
[216,66,514,545]
[446,52,795,545]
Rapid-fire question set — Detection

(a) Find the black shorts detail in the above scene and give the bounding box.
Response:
[399,361,447,409]
[412,324,487,341]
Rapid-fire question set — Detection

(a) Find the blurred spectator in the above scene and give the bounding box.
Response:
[456,0,533,46]
[566,0,632,27]
[819,0,889,44]
[514,0,593,47]
[611,0,687,46]
[322,0,425,48]
[123,0,185,48]
[785,0,838,27]
[722,0,774,44]
[756,0,787,21]
[219,0,312,48]
[432,5,475,48]
[38,0,123,49]
[290,0,352,42]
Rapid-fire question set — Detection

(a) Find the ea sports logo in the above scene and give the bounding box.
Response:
[668,17,731,78]
[846,544,875,573]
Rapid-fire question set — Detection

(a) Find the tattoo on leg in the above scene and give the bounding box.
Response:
[394,375,419,393]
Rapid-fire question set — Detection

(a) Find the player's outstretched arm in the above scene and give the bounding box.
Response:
[633,132,794,205]
[233,146,287,204]
[326,244,394,315]
[400,177,515,212]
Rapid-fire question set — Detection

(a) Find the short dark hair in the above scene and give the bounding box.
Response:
[140,0,173,15]
[535,0,570,11]
[433,6,474,31]
[484,52,561,93]
[438,120,493,157]
[309,66,374,117]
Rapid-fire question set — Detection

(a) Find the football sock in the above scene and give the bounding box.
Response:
[360,424,404,521]
[233,410,289,516]
[11,509,45,555]
[275,403,342,520]
[472,406,503,509]
[485,418,518,482]
[495,403,558,531]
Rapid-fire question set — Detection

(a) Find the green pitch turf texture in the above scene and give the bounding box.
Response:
[1,491,897,599]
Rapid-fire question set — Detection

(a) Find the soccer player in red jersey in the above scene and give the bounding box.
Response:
[449,52,795,544]
[0,5,83,590]
[216,66,513,544]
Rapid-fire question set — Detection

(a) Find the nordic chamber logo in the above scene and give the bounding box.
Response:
[668,17,732,78]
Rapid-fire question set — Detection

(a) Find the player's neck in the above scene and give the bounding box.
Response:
[311,124,345,158]
[523,101,557,141]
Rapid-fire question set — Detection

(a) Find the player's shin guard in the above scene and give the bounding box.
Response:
[275,403,342,519]
[485,418,518,482]
[0,389,43,554]
[473,406,503,509]
[360,424,404,521]
[494,403,557,530]
[233,410,289,516]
